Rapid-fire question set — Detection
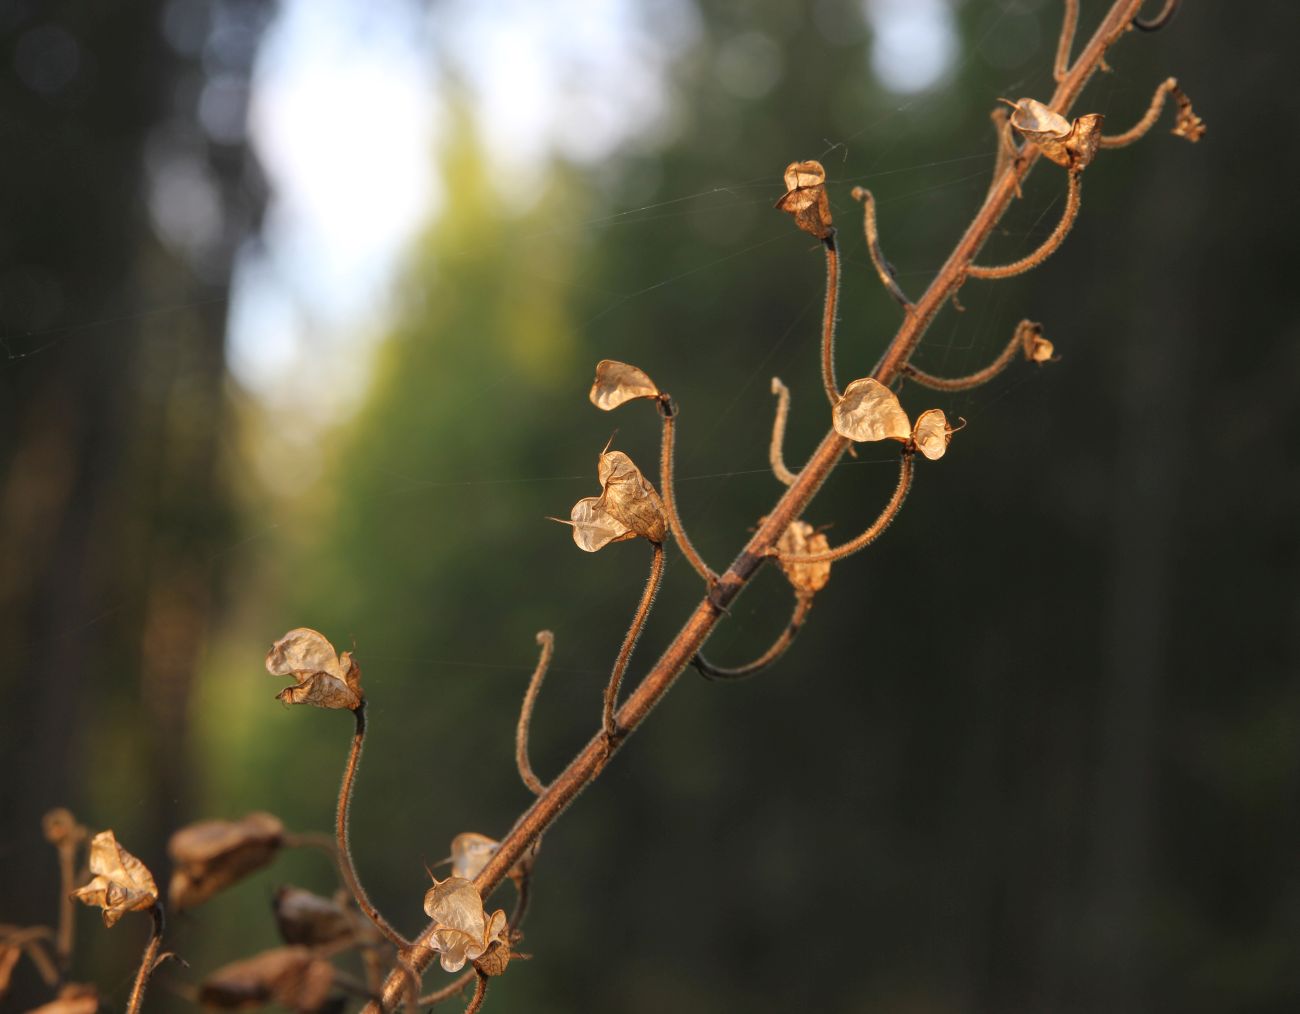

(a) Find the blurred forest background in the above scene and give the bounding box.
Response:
[2,1,1297,1011]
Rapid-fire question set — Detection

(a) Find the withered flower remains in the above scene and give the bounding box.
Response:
[776,520,831,596]
[589,360,661,411]
[422,877,508,974]
[198,946,335,1012]
[1005,97,1104,171]
[562,446,667,551]
[168,812,285,911]
[71,831,158,928]
[266,627,363,710]
[775,159,834,239]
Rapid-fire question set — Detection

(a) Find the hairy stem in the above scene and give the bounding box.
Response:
[903,319,1045,392]
[516,631,554,795]
[125,906,163,1014]
[1055,0,1079,80]
[603,542,665,738]
[693,596,813,680]
[338,704,411,948]
[775,453,913,565]
[967,170,1082,280]
[850,188,912,308]
[1100,76,1198,148]
[365,5,1149,1006]
[768,378,798,486]
[659,400,717,584]
[463,973,489,1014]
[1133,0,1179,31]
[820,233,842,404]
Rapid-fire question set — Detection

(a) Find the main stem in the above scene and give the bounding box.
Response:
[367,4,1144,1006]
[124,906,163,1014]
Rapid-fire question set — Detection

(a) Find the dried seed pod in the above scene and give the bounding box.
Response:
[911,409,956,461]
[198,947,335,1012]
[474,938,512,978]
[597,450,668,544]
[272,887,353,947]
[422,878,509,975]
[775,159,834,240]
[776,521,831,596]
[450,833,499,882]
[832,378,912,443]
[566,496,636,552]
[168,812,285,911]
[589,360,660,411]
[1019,322,1055,362]
[266,628,363,711]
[23,983,99,1014]
[1006,97,1104,170]
[71,831,158,928]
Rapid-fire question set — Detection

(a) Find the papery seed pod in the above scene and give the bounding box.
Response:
[589,360,660,411]
[775,159,834,240]
[198,947,334,1012]
[71,831,158,928]
[168,812,285,911]
[474,938,512,978]
[272,887,354,947]
[566,496,636,553]
[23,983,99,1014]
[596,450,667,545]
[832,378,912,443]
[266,628,363,711]
[1020,322,1055,362]
[912,409,955,461]
[1005,98,1104,170]
[450,833,499,882]
[776,520,831,595]
[422,878,509,975]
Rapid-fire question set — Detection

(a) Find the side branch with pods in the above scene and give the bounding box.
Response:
[11,3,1204,1011]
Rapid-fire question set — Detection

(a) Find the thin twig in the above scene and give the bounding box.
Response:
[603,543,665,738]
[774,453,913,565]
[693,596,813,680]
[1055,0,1079,81]
[967,170,1082,280]
[337,704,411,948]
[364,6,1156,1006]
[1133,0,1178,31]
[903,320,1045,392]
[516,631,554,795]
[850,188,912,308]
[418,970,477,1008]
[819,233,842,404]
[1100,76,1200,148]
[659,399,717,584]
[463,972,489,1014]
[768,378,798,486]
[125,906,164,1014]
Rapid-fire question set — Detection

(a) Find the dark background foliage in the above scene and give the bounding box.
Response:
[2,1,1297,1012]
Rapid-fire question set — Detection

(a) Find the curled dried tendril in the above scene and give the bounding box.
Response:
[775,159,834,240]
[272,887,354,947]
[1004,97,1104,171]
[71,831,158,928]
[198,946,335,1012]
[589,360,661,411]
[422,878,508,975]
[168,812,285,911]
[776,521,831,597]
[265,628,363,711]
[558,447,667,551]
[832,379,912,443]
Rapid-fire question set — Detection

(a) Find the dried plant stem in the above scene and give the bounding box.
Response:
[282,830,338,855]
[418,970,476,1008]
[776,453,913,565]
[1100,76,1189,148]
[338,704,411,948]
[851,188,912,309]
[693,595,813,680]
[659,401,717,584]
[967,170,1082,280]
[603,542,665,738]
[819,234,842,404]
[365,5,1150,1007]
[1133,0,1179,31]
[516,631,555,795]
[768,378,798,486]
[124,906,163,1014]
[54,842,76,972]
[463,972,489,1014]
[2,927,58,986]
[904,320,1042,392]
[1055,0,1079,80]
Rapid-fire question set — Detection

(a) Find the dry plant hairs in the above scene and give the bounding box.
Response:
[6,2,1206,1010]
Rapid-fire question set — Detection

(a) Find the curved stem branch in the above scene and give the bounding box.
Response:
[1100,76,1203,148]
[819,233,842,404]
[658,399,716,584]
[463,972,489,1014]
[516,631,554,795]
[1133,0,1178,31]
[693,596,813,680]
[418,970,476,1008]
[603,542,665,738]
[967,170,1082,280]
[125,906,164,1014]
[338,704,411,948]
[850,188,912,309]
[769,378,798,486]
[775,453,913,565]
[1055,0,1079,81]
[903,320,1048,392]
